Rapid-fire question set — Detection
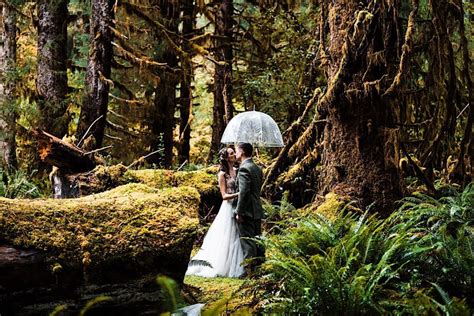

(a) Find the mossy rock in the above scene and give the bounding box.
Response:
[0,183,200,284]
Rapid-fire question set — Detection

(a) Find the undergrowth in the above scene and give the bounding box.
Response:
[0,167,42,198]
[257,184,473,315]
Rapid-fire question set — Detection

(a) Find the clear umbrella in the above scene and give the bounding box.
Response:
[220,111,284,147]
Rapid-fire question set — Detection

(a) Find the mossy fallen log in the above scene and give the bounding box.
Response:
[0,183,199,278]
[56,166,221,221]
[0,183,200,314]
[59,165,219,196]
[125,167,221,220]
[124,167,218,196]
[0,183,199,292]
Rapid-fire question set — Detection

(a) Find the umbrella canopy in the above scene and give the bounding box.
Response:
[220,111,284,147]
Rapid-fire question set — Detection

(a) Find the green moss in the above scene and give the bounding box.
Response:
[184,275,253,313]
[75,164,129,195]
[0,183,200,268]
[125,167,219,196]
[94,164,128,183]
[301,192,348,221]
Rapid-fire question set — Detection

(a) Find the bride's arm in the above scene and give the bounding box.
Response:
[218,172,239,200]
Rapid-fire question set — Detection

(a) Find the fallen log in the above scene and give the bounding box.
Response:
[33,129,97,172]
[50,165,222,221]
[0,183,200,314]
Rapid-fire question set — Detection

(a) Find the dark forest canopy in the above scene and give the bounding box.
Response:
[0,0,472,210]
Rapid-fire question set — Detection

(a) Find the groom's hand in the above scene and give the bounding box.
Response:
[235,214,244,224]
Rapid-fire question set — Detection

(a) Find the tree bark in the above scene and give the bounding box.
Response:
[33,130,96,173]
[451,2,473,185]
[208,0,233,163]
[0,3,17,169]
[317,1,404,211]
[148,2,180,168]
[37,0,68,138]
[76,0,115,149]
[266,1,407,211]
[178,0,194,165]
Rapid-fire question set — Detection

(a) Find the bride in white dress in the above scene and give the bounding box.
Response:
[185,147,245,278]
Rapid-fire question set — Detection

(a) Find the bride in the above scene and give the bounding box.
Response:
[185,147,244,278]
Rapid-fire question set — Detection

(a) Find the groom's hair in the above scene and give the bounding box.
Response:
[237,142,253,157]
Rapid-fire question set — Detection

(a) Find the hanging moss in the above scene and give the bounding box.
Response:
[0,183,200,276]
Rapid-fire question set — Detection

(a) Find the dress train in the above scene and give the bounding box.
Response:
[185,200,244,278]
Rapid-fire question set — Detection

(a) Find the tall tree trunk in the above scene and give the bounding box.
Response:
[317,1,403,211]
[148,2,179,168]
[37,0,68,138]
[451,2,473,185]
[76,0,115,150]
[265,1,409,211]
[178,0,194,165]
[0,3,17,169]
[150,68,178,168]
[208,0,233,163]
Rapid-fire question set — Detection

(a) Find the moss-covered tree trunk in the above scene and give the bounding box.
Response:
[37,0,68,138]
[208,0,233,163]
[451,2,473,185]
[0,184,200,314]
[266,1,423,210]
[317,1,404,210]
[0,3,17,169]
[76,0,114,149]
[148,2,179,168]
[178,0,194,165]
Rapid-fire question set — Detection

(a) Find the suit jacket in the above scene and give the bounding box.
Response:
[235,158,264,219]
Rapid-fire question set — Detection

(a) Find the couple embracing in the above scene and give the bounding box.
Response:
[186,143,264,278]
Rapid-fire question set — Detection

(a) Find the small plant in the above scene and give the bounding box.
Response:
[0,168,42,198]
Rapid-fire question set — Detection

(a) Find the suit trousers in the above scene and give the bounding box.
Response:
[237,216,264,266]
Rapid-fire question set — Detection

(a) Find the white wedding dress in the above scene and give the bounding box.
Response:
[185,175,244,278]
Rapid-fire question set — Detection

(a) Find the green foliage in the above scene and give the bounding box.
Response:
[258,184,474,314]
[79,296,112,316]
[157,275,181,313]
[0,168,42,198]
[263,193,296,223]
[234,3,319,128]
[48,304,67,316]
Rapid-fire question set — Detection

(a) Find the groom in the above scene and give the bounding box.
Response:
[235,142,264,274]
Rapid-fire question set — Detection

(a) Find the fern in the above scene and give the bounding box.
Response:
[187,259,213,268]
[257,184,474,314]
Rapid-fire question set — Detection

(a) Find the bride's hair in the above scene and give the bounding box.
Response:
[218,147,231,175]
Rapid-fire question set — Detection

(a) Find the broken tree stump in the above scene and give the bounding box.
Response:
[33,129,97,173]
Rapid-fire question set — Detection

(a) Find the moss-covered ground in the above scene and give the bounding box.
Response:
[183,275,255,315]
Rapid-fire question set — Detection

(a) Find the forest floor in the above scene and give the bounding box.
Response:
[183,275,256,314]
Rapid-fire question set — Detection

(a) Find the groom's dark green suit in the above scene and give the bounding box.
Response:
[235,158,264,265]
